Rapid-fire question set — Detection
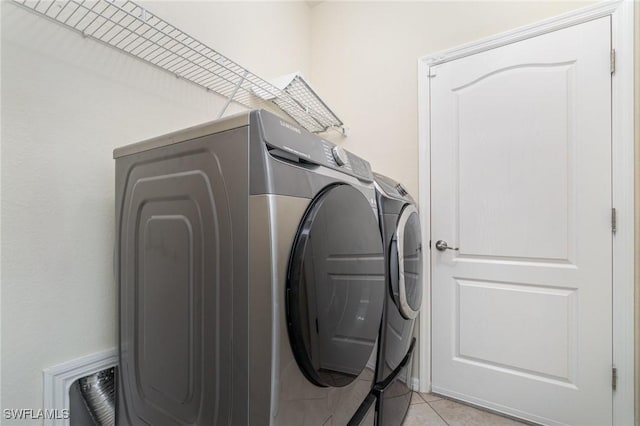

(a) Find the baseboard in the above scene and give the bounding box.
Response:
[431,386,551,426]
[409,376,421,391]
[42,348,117,426]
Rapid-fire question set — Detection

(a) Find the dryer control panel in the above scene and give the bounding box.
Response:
[257,110,373,182]
[373,172,415,204]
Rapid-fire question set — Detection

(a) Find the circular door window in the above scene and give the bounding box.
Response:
[286,184,385,388]
[394,205,423,319]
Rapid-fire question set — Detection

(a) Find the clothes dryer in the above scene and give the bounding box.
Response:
[114,110,384,426]
[372,173,423,426]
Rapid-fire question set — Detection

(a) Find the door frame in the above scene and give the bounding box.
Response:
[417,1,635,424]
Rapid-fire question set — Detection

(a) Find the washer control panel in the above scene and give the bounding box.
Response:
[331,146,349,166]
[258,111,373,182]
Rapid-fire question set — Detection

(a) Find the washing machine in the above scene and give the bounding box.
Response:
[114,109,384,425]
[372,173,423,426]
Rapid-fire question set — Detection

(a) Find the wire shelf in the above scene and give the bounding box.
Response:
[11,0,345,134]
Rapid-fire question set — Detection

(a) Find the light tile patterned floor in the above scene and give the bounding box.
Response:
[404,393,529,426]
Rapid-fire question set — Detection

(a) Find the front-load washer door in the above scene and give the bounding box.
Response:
[390,205,423,319]
[286,184,385,388]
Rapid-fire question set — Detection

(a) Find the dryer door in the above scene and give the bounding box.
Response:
[391,205,423,319]
[286,184,385,388]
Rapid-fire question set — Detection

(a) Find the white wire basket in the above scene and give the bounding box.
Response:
[11,0,345,134]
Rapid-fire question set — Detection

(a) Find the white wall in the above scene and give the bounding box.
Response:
[309,1,595,199]
[145,1,311,79]
[0,2,310,424]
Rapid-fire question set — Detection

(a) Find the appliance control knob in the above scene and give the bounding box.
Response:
[332,146,349,166]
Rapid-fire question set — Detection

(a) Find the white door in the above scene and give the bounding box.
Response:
[430,17,612,426]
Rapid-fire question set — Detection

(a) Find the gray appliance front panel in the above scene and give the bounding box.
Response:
[374,202,418,382]
[373,172,415,206]
[249,112,377,202]
[378,208,417,380]
[377,344,415,426]
[256,111,372,182]
[373,173,417,387]
[249,194,377,426]
[115,126,250,426]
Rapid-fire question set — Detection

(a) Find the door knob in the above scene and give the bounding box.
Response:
[435,240,458,252]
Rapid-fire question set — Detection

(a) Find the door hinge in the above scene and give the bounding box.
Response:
[611,49,616,74]
[612,366,618,390]
[611,208,617,234]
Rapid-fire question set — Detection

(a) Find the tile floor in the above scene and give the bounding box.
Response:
[404,392,528,426]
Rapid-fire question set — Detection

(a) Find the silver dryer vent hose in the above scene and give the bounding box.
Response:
[78,367,115,426]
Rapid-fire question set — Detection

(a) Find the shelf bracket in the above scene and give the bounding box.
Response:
[218,69,249,119]
[332,126,349,137]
